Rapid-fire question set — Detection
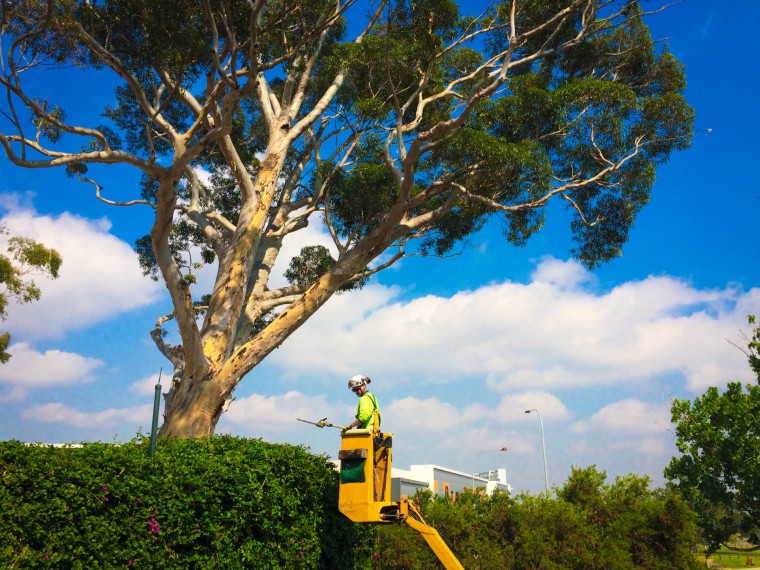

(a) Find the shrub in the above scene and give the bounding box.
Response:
[372,466,702,569]
[0,436,374,569]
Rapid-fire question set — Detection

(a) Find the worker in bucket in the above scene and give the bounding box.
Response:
[344,374,381,433]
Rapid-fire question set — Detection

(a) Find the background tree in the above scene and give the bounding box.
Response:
[0,0,694,437]
[0,226,62,363]
[665,316,760,555]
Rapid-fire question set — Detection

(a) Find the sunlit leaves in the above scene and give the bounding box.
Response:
[0,228,62,362]
[30,99,66,143]
[0,235,62,307]
[665,316,760,554]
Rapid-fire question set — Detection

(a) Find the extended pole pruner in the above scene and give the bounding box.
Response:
[297,417,347,430]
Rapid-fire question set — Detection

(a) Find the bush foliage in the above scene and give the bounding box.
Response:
[373,466,702,570]
[1,439,701,569]
[0,436,373,569]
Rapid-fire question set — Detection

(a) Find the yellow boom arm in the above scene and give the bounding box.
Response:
[400,499,464,570]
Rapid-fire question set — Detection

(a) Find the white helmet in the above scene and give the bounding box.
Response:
[347,374,370,390]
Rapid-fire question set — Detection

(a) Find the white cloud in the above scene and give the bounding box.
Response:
[385,396,466,432]
[268,257,754,395]
[564,420,671,468]
[531,255,594,289]
[130,373,164,397]
[495,392,570,423]
[21,402,153,428]
[376,391,568,465]
[0,197,163,340]
[0,342,103,401]
[220,390,347,434]
[637,437,669,457]
[572,399,670,438]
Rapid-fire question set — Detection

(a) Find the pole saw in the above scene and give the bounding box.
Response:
[297,417,347,430]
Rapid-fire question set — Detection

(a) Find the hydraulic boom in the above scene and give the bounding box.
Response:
[297,419,464,569]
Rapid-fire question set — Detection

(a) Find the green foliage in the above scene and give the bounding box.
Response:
[665,316,760,554]
[3,0,693,293]
[0,236,62,303]
[0,436,702,569]
[372,466,700,569]
[0,228,62,363]
[285,245,336,287]
[306,1,694,268]
[748,315,760,379]
[0,436,374,569]
[30,99,66,143]
[0,332,10,365]
[285,245,368,293]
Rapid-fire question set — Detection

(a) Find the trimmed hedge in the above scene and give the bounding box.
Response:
[0,436,374,569]
[1,440,703,569]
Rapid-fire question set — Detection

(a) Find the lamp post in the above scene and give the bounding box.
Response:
[525,409,549,494]
[471,447,508,489]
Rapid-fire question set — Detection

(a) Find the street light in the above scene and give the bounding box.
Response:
[525,409,549,494]
[471,447,508,488]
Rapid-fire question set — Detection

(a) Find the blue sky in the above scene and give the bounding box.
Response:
[0,1,758,495]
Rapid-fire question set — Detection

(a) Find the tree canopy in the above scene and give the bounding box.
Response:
[0,226,62,363]
[0,0,694,436]
[665,316,760,554]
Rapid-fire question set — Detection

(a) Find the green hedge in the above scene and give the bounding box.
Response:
[1,440,703,570]
[0,436,374,569]
[372,466,703,570]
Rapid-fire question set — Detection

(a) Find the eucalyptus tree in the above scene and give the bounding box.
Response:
[0,0,694,437]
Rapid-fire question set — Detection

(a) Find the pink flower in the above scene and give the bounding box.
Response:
[148,518,160,534]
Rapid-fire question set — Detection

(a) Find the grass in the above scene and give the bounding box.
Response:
[696,547,758,569]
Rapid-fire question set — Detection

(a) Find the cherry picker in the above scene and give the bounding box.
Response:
[298,418,464,569]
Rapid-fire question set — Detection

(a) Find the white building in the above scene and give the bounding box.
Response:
[391,465,511,501]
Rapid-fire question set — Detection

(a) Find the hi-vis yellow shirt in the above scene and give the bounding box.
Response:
[356,392,381,430]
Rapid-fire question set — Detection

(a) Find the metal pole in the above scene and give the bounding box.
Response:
[525,409,549,494]
[149,369,163,459]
